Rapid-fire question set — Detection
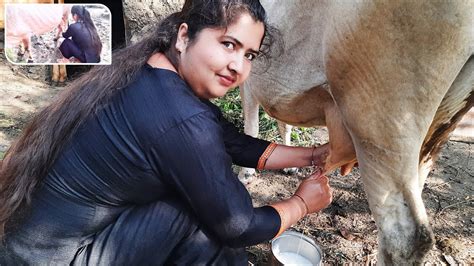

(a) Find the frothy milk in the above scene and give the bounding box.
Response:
[275,252,313,265]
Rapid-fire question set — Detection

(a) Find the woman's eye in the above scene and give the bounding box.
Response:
[245,53,257,61]
[223,42,235,50]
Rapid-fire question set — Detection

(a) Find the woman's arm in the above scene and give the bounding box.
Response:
[262,143,329,170]
[201,100,330,171]
[270,173,332,237]
[146,110,332,246]
[62,23,76,38]
[261,143,357,176]
[146,111,282,247]
[202,100,272,167]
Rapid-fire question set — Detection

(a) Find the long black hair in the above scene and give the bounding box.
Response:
[0,0,276,237]
[71,5,102,57]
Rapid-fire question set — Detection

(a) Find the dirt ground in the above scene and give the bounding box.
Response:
[5,4,111,64]
[246,137,473,265]
[0,53,472,265]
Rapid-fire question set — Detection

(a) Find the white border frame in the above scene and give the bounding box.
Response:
[4,3,112,65]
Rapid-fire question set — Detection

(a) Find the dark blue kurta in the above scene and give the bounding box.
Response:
[60,22,100,63]
[2,65,280,265]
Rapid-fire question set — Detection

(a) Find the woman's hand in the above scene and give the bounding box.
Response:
[294,174,332,214]
[270,173,333,237]
[311,143,330,169]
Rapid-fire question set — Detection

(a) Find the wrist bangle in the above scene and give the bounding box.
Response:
[293,194,309,216]
[257,143,278,170]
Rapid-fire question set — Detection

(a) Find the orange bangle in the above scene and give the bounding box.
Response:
[257,143,278,170]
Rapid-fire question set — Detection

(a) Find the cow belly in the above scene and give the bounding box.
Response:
[250,79,357,174]
[250,79,330,127]
[1,1,65,29]
[6,5,64,38]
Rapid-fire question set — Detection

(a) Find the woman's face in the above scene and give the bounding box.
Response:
[176,13,265,99]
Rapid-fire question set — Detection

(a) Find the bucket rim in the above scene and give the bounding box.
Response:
[270,230,324,261]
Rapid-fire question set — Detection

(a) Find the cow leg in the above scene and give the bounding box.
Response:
[277,121,298,174]
[419,57,474,190]
[22,36,33,63]
[353,139,433,265]
[51,65,59,86]
[326,71,438,265]
[16,38,28,62]
[51,65,67,86]
[324,53,468,266]
[238,82,259,184]
[326,89,436,265]
[59,64,67,83]
[323,3,472,263]
[17,41,26,57]
[277,121,292,147]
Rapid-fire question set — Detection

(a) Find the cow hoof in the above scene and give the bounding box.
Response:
[50,80,67,87]
[50,80,58,87]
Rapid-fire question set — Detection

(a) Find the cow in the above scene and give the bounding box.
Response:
[3,2,68,84]
[240,1,473,264]
[5,3,70,62]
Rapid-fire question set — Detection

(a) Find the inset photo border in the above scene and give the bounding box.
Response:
[4,3,111,65]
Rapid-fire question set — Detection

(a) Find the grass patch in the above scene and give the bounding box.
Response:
[0,117,16,128]
[4,48,20,63]
[213,88,316,146]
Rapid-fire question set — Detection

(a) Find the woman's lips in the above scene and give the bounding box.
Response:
[217,74,236,87]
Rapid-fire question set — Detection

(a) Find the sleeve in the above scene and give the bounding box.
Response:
[62,23,75,38]
[201,100,275,168]
[145,111,280,247]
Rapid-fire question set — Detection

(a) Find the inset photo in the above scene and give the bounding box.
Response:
[4,3,111,65]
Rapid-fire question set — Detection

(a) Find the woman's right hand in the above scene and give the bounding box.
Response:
[294,174,332,214]
[270,173,333,237]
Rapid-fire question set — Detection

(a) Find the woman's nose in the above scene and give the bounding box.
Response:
[228,55,244,74]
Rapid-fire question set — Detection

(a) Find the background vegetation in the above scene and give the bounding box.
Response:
[213,87,319,147]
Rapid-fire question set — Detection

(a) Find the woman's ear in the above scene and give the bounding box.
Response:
[175,23,189,53]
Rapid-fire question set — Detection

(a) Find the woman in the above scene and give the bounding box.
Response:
[58,5,102,63]
[0,0,332,264]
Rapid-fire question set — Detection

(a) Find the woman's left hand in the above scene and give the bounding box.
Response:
[310,143,330,169]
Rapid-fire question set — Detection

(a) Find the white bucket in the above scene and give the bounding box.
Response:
[271,230,323,265]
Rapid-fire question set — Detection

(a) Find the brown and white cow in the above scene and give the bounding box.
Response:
[241,1,473,264]
[3,1,68,84]
[5,3,69,62]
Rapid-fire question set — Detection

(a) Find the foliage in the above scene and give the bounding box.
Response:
[4,48,19,63]
[213,88,317,147]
